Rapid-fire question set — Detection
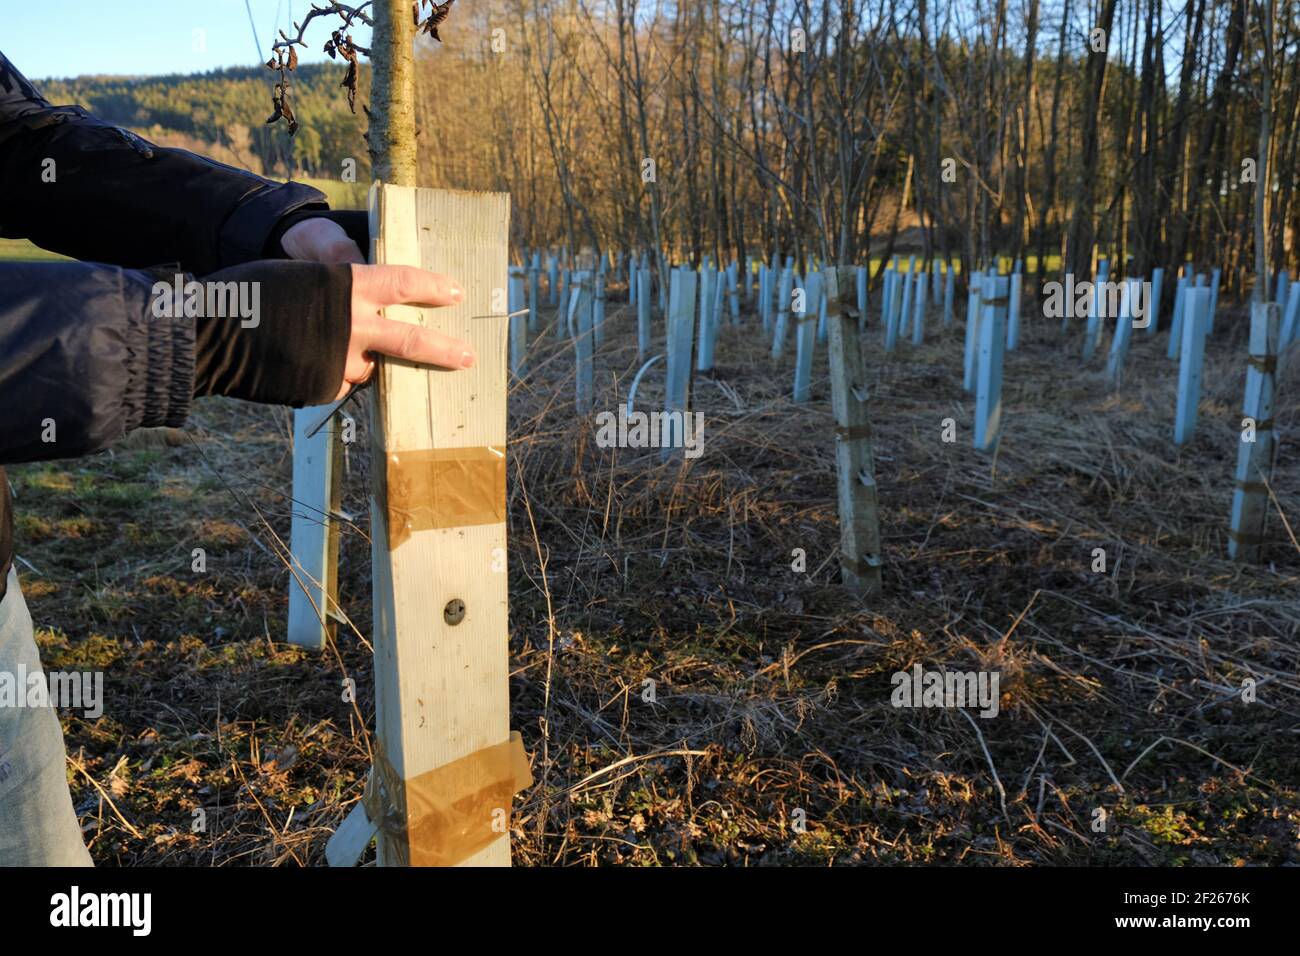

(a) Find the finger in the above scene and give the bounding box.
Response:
[364,319,476,369]
[282,218,353,262]
[356,264,465,308]
[334,359,376,401]
[343,352,376,384]
[320,237,365,265]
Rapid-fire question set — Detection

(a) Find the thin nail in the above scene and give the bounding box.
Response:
[460,351,475,369]
[449,283,466,302]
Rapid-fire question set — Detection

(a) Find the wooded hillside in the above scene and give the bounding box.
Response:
[35,1,1298,299]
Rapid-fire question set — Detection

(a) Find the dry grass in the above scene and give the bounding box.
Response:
[10,282,1300,866]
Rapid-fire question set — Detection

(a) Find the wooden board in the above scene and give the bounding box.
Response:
[1174,288,1210,445]
[727,261,740,324]
[898,262,914,339]
[1281,284,1300,348]
[825,268,883,595]
[760,264,773,332]
[793,271,818,402]
[572,271,594,414]
[771,266,793,359]
[816,270,829,343]
[975,276,1008,453]
[286,406,342,649]
[943,266,955,328]
[637,265,652,360]
[1229,302,1280,562]
[1082,274,1103,360]
[856,266,869,331]
[528,254,541,333]
[911,270,927,345]
[509,267,526,377]
[1144,267,1164,335]
[593,267,607,349]
[1006,272,1022,349]
[1207,268,1222,332]
[963,271,984,391]
[884,267,902,352]
[697,266,716,372]
[664,268,697,460]
[1168,274,1189,360]
[1106,278,1137,385]
[367,183,513,866]
[879,267,892,334]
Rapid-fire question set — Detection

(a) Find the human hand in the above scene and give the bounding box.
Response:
[337,264,475,400]
[281,217,366,265]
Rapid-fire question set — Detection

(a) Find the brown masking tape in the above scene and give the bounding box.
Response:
[363,731,534,867]
[1234,480,1266,494]
[385,446,506,549]
[835,423,874,441]
[1248,355,1277,374]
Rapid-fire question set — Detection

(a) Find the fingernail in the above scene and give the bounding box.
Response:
[460,351,475,369]
[449,282,466,302]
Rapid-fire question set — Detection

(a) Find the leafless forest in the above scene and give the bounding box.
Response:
[10,1,1299,870]
[403,0,1298,295]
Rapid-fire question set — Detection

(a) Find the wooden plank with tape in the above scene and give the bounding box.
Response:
[358,183,518,866]
[825,266,884,596]
[1228,302,1280,563]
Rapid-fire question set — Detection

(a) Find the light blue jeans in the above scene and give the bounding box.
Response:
[0,567,93,865]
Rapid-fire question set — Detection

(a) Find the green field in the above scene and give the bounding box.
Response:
[0,237,68,262]
[299,176,368,210]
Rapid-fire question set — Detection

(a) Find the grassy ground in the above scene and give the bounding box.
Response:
[0,238,68,261]
[7,277,1299,866]
[298,176,368,210]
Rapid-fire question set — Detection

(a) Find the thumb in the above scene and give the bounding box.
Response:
[281,217,363,263]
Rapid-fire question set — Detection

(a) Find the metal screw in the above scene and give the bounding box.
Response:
[444,598,466,626]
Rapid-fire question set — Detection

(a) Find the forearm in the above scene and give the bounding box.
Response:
[0,110,328,274]
[0,50,330,273]
[194,261,351,406]
[0,261,193,463]
[0,260,351,464]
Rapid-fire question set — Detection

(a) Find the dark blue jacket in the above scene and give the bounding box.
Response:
[0,50,360,601]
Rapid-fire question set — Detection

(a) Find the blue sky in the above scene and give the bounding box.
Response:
[5,0,1198,86]
[4,0,374,80]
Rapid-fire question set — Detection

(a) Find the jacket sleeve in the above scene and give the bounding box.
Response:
[0,258,352,465]
[0,49,329,274]
[0,262,194,463]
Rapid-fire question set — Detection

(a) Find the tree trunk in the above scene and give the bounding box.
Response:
[369,0,418,186]
[1254,0,1274,302]
[1065,0,1120,277]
